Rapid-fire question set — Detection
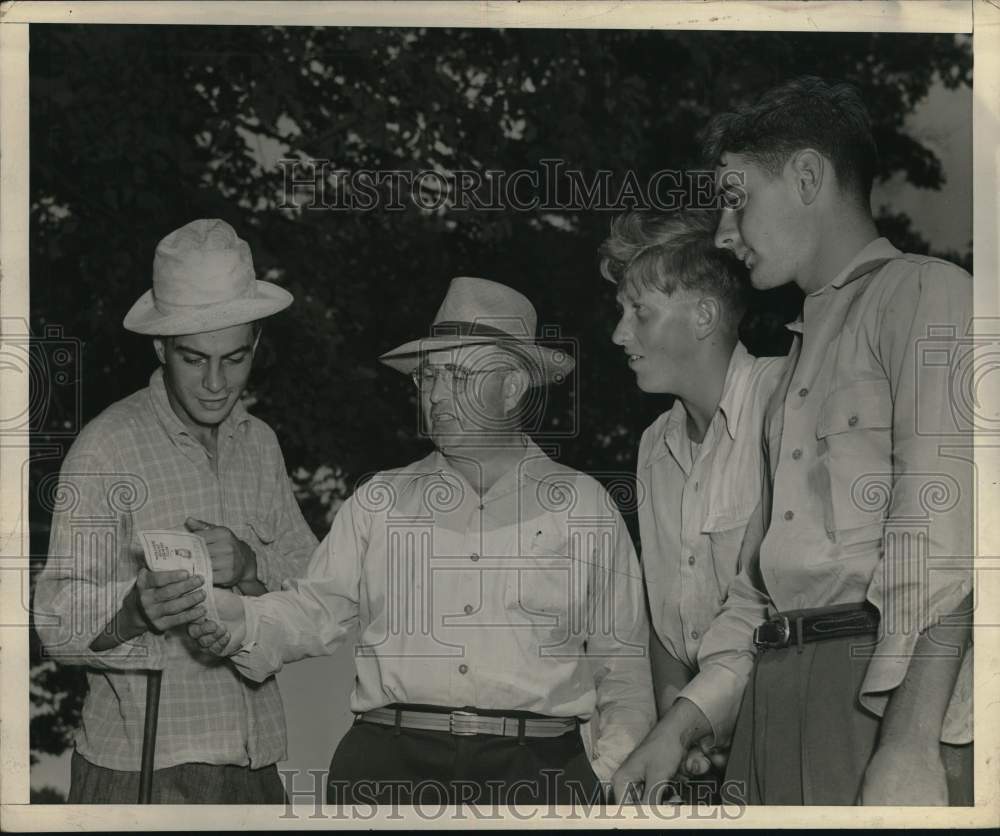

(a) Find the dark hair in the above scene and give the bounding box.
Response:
[599,209,749,331]
[700,76,878,204]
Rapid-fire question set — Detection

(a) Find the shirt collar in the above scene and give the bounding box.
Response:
[647,342,754,468]
[784,238,901,334]
[148,367,251,441]
[822,236,901,292]
[421,435,552,497]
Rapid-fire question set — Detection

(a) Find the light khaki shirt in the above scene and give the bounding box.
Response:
[690,239,973,745]
[232,439,656,780]
[637,343,783,677]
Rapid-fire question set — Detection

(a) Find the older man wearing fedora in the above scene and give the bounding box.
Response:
[35,219,318,803]
[188,277,656,806]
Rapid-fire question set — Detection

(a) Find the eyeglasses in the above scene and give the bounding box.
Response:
[410,363,511,391]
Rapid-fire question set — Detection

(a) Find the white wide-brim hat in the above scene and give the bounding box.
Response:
[123,218,293,336]
[379,277,575,386]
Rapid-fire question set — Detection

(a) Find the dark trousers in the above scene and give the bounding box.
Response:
[326,710,602,806]
[67,749,287,804]
[724,633,973,805]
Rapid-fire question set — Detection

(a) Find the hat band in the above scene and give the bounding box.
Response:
[153,281,257,315]
[430,320,530,341]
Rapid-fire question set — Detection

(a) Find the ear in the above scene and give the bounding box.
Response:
[503,368,530,414]
[693,296,722,341]
[789,149,824,206]
[153,337,167,365]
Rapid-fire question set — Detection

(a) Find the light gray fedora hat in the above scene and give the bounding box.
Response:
[379,276,574,385]
[123,218,293,335]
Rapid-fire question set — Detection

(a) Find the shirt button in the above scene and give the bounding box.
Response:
[690,630,700,640]
[784,510,794,521]
[827,531,836,542]
[458,664,469,675]
[478,504,484,511]
[791,448,802,460]
[470,553,480,562]
[694,482,700,492]
[848,415,859,427]
[798,387,809,397]
[688,555,696,566]
[463,604,473,615]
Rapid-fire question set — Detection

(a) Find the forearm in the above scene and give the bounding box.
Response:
[878,593,972,750]
[89,584,147,651]
[649,630,692,717]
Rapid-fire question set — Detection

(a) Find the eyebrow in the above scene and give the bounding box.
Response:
[173,343,254,359]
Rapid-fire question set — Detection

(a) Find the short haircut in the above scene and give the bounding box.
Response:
[700,75,879,204]
[599,209,749,330]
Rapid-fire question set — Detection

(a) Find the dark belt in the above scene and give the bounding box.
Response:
[359,706,579,738]
[752,602,879,650]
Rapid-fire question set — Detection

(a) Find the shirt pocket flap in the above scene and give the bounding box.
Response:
[701,506,753,534]
[247,516,277,545]
[816,378,892,438]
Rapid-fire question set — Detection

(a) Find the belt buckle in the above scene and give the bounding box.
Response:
[449,710,479,736]
[753,615,790,649]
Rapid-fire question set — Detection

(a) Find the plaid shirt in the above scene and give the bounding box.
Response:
[34,369,317,771]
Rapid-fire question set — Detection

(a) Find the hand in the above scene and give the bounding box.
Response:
[187,587,247,656]
[185,517,257,587]
[681,739,729,778]
[611,725,688,804]
[860,742,948,806]
[131,568,206,633]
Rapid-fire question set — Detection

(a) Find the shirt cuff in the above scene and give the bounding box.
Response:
[676,665,747,748]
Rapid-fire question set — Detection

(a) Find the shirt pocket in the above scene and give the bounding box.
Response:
[504,526,576,622]
[703,508,753,596]
[815,378,892,542]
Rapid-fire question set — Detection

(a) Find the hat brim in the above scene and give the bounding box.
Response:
[379,335,575,386]
[123,280,293,335]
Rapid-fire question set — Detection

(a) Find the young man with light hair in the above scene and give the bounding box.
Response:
[613,76,973,806]
[601,210,783,799]
[35,219,318,803]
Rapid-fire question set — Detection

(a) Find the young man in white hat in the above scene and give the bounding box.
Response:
[34,219,318,803]
[187,276,656,806]
[601,209,783,801]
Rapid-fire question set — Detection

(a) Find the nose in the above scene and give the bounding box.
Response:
[611,312,632,347]
[428,369,449,403]
[203,361,226,394]
[714,207,739,252]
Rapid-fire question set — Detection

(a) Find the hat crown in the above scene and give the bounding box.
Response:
[432,277,536,338]
[152,219,256,309]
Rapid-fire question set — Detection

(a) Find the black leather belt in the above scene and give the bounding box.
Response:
[752,602,879,650]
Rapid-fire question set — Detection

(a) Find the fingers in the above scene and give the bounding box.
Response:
[147,574,204,603]
[184,516,212,532]
[683,750,712,777]
[187,619,231,654]
[136,567,193,589]
[150,604,207,632]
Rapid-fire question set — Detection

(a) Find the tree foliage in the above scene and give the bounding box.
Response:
[28,24,971,761]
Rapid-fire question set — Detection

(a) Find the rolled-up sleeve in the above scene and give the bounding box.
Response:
[248,439,319,592]
[586,509,657,780]
[860,263,974,744]
[34,451,166,671]
[680,564,768,746]
[231,494,366,683]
